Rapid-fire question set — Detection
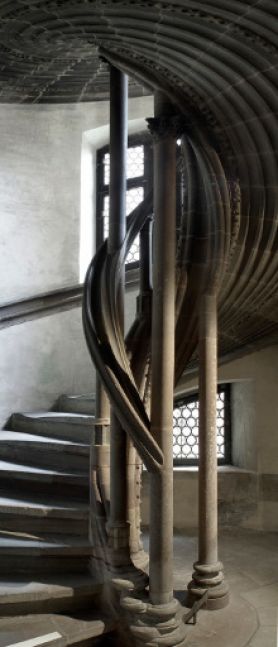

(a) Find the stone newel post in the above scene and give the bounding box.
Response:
[106,65,130,565]
[188,292,229,609]
[136,91,187,646]
[149,92,177,606]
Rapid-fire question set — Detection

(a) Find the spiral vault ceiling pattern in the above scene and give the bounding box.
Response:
[0,1,277,358]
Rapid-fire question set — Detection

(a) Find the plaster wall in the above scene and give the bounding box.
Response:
[0,309,94,428]
[0,96,153,303]
[0,97,152,427]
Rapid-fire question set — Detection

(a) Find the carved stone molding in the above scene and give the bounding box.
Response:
[114,578,186,647]
[146,115,192,142]
[188,560,229,611]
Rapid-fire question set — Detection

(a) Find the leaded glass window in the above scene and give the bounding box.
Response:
[173,385,231,466]
[96,136,152,266]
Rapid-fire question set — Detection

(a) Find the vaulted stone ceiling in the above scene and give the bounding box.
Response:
[0,1,278,358]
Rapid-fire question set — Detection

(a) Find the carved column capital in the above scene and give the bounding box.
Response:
[146,114,188,141]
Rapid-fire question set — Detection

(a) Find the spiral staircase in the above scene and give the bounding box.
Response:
[0,394,117,645]
[0,2,277,646]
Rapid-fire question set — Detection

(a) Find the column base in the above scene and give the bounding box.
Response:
[119,590,187,647]
[187,561,229,610]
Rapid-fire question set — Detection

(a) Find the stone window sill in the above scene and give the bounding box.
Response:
[173,465,255,474]
[143,466,256,477]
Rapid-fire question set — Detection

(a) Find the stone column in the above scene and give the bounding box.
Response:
[94,163,110,447]
[129,216,153,570]
[106,65,130,566]
[90,379,110,555]
[149,93,177,606]
[89,107,110,559]
[188,292,229,609]
[94,379,110,443]
[117,99,186,646]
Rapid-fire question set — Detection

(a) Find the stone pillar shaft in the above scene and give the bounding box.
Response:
[108,66,127,255]
[107,66,130,559]
[139,216,153,295]
[95,377,110,444]
[198,292,218,566]
[95,136,110,446]
[188,292,229,610]
[149,92,176,606]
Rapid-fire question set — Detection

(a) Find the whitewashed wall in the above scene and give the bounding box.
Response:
[0,97,153,427]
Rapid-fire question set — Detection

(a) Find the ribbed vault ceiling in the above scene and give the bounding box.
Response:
[0,0,278,358]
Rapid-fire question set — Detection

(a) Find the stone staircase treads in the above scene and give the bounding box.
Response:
[0,534,93,555]
[0,431,89,473]
[56,395,96,416]
[0,460,88,500]
[9,413,94,443]
[0,535,93,575]
[0,574,103,616]
[0,495,89,518]
[0,460,87,483]
[0,610,114,646]
[0,495,88,536]
[0,393,98,614]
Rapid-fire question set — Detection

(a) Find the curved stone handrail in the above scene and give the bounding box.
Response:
[83,193,164,473]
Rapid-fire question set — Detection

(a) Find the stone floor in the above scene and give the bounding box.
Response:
[143,528,278,647]
[0,529,276,646]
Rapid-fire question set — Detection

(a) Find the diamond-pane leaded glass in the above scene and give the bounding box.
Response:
[103,145,144,185]
[173,388,229,463]
[104,152,110,185]
[103,195,109,239]
[127,146,144,179]
[99,143,146,265]
[126,186,144,263]
[101,187,143,263]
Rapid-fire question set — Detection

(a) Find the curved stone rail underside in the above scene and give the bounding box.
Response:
[0,1,277,357]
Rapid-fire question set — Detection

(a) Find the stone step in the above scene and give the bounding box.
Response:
[0,534,93,575]
[0,574,102,617]
[9,413,95,444]
[0,495,89,536]
[0,611,115,646]
[0,460,88,500]
[0,431,89,473]
[56,395,96,416]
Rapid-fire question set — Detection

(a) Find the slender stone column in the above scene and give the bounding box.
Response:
[139,216,153,296]
[129,216,153,570]
[149,92,177,606]
[188,292,229,610]
[90,378,110,545]
[95,377,110,444]
[106,65,130,566]
[94,149,110,446]
[117,100,186,646]
[89,121,110,557]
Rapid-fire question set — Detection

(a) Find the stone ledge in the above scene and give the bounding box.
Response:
[143,465,257,478]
